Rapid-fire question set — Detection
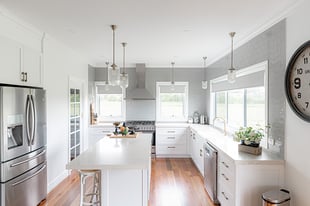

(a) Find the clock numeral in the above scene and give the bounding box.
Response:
[298,93,302,98]
[304,57,308,64]
[294,78,301,89]
[297,68,303,75]
[306,102,309,109]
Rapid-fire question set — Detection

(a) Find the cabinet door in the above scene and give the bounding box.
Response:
[0,36,22,85]
[196,134,205,175]
[23,46,42,87]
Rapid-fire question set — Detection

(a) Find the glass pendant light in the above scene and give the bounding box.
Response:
[228,32,236,83]
[170,62,175,91]
[202,56,208,89]
[104,62,109,91]
[108,25,120,86]
[119,42,129,88]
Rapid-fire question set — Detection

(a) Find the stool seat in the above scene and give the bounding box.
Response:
[79,170,101,206]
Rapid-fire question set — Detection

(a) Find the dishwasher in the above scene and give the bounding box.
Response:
[204,142,219,204]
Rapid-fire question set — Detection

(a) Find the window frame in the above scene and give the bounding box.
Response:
[95,82,126,122]
[156,81,189,122]
[210,61,269,148]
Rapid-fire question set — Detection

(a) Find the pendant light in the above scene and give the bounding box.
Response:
[202,56,208,89]
[228,32,236,83]
[170,62,175,91]
[119,42,129,88]
[108,25,120,86]
[104,62,110,91]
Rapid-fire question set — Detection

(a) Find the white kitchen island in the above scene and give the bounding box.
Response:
[66,133,152,206]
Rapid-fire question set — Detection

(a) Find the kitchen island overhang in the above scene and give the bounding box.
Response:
[66,134,152,206]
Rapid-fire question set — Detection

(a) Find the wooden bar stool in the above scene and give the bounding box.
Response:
[79,170,101,206]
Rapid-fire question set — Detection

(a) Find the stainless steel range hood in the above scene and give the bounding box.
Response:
[126,63,155,100]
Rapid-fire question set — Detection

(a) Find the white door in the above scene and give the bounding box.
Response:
[69,77,85,161]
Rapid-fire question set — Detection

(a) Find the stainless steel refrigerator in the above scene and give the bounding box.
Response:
[0,86,47,206]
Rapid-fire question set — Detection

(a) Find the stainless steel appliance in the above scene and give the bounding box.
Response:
[262,189,291,206]
[0,86,47,206]
[204,142,219,204]
[126,121,156,157]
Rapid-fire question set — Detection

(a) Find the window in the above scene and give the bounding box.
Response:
[69,88,81,161]
[96,83,125,121]
[214,87,265,129]
[156,82,188,122]
[210,61,268,147]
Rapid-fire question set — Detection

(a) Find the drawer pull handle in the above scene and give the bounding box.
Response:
[221,192,229,200]
[167,131,175,133]
[167,137,175,139]
[168,146,176,149]
[221,161,229,168]
[200,149,203,156]
[221,173,229,181]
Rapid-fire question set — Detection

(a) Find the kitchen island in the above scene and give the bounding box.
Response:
[66,133,152,206]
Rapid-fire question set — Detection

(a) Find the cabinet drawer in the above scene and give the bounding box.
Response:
[156,134,186,144]
[156,127,187,135]
[219,153,235,172]
[156,144,187,155]
[218,184,234,206]
[218,169,234,192]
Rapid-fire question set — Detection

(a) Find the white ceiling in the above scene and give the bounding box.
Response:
[0,0,300,68]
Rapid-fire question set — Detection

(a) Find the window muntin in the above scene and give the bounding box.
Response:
[156,82,188,122]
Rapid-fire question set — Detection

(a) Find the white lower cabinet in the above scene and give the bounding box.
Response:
[156,127,188,157]
[217,151,284,206]
[88,125,114,146]
[190,129,204,176]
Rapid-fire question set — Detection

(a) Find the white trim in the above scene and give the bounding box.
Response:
[156,81,189,122]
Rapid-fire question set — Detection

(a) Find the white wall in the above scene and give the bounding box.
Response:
[0,6,89,192]
[285,1,310,205]
[43,35,88,191]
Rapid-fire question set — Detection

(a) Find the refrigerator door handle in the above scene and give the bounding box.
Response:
[25,95,31,145]
[10,149,46,167]
[29,95,36,145]
[11,164,46,187]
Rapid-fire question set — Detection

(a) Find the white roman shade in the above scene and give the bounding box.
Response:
[96,85,122,94]
[159,84,187,93]
[211,61,268,92]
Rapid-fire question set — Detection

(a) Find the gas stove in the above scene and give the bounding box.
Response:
[126,121,155,132]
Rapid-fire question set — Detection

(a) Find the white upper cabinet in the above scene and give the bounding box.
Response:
[22,46,42,87]
[0,35,43,87]
[0,36,22,85]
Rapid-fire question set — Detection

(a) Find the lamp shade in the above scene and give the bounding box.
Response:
[119,73,128,88]
[108,67,120,86]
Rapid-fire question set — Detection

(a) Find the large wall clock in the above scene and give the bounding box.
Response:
[285,40,310,122]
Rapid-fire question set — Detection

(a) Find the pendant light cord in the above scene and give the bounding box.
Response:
[230,32,235,69]
[203,56,207,80]
[122,42,127,74]
[111,25,117,70]
[171,62,175,84]
[105,62,109,83]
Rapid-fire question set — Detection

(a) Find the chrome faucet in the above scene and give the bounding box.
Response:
[213,117,227,136]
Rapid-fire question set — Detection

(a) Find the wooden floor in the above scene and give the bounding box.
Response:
[39,158,215,206]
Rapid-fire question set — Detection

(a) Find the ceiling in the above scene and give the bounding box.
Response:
[0,0,300,68]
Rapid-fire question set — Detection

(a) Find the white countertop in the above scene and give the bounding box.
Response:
[189,124,284,164]
[66,133,151,170]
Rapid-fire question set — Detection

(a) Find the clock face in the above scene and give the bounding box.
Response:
[285,41,310,122]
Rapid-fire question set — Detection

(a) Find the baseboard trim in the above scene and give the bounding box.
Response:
[47,170,69,192]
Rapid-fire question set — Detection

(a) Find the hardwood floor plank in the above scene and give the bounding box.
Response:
[39,158,216,206]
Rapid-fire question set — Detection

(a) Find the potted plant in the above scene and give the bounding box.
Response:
[234,126,264,147]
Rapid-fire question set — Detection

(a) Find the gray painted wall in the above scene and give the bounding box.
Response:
[91,66,207,121]
[205,20,286,156]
